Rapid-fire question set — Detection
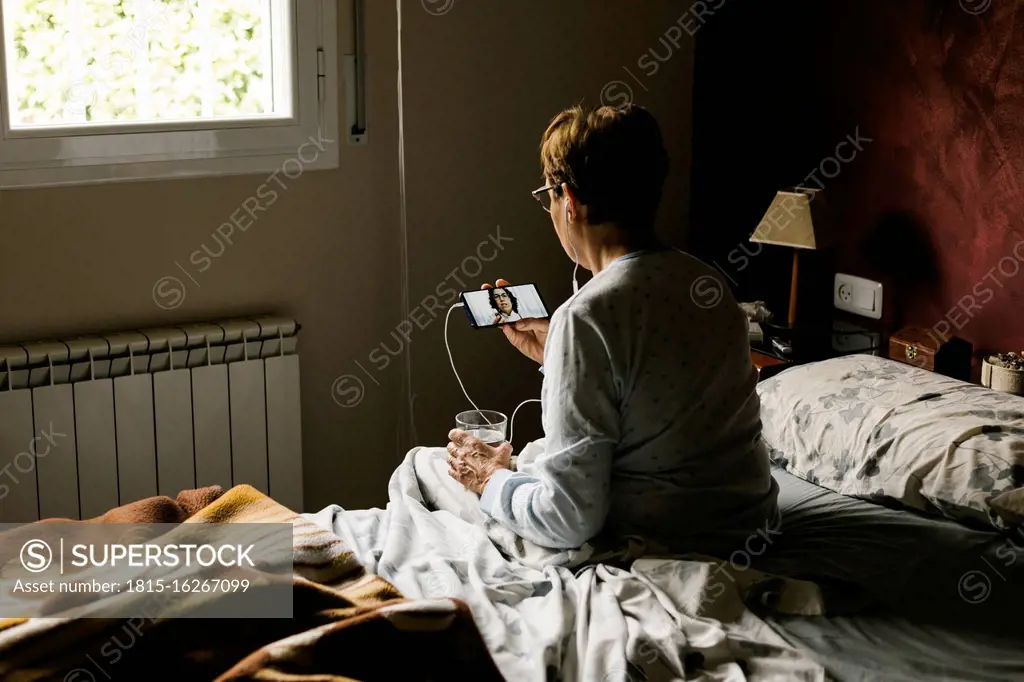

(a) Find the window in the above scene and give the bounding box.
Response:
[0,0,337,187]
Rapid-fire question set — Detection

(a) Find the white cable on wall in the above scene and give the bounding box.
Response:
[394,1,543,453]
[396,0,416,450]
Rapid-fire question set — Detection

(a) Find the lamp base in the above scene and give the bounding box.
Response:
[788,249,800,328]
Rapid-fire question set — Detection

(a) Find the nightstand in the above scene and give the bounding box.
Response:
[751,349,790,381]
[749,317,885,381]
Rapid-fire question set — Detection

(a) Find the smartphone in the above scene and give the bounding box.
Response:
[460,283,550,329]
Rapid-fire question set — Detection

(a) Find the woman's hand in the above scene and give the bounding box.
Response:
[447,429,512,496]
[482,279,550,364]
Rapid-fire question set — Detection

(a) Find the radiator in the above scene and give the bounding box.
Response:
[0,316,302,522]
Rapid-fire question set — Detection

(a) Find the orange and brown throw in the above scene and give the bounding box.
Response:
[0,485,504,681]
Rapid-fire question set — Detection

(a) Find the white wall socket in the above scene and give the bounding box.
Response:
[834,273,883,319]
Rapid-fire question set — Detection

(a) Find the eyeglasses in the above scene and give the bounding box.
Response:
[493,292,511,300]
[531,184,557,213]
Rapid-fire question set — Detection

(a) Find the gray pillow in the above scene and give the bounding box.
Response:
[757,354,1024,529]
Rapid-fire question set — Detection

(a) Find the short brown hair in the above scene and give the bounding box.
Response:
[540,104,670,233]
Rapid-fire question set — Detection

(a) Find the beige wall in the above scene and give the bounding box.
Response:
[0,0,693,512]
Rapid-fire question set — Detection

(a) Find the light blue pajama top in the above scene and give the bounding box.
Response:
[479,248,780,551]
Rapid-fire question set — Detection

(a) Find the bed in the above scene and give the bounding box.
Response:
[2,354,1022,681]
[305,355,1024,680]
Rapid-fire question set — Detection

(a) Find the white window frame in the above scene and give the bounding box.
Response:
[0,0,338,188]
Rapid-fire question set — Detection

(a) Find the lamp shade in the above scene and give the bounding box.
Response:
[749,188,821,250]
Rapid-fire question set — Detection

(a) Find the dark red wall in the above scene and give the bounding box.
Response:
[690,0,1024,356]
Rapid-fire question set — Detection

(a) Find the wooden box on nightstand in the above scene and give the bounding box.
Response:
[888,326,973,381]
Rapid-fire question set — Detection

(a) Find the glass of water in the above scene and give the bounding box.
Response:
[455,410,508,446]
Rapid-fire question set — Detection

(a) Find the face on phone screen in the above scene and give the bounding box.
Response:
[460,284,550,328]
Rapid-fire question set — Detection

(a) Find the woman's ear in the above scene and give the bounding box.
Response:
[560,182,574,203]
[561,183,584,223]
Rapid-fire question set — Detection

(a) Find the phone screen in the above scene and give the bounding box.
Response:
[460,283,550,328]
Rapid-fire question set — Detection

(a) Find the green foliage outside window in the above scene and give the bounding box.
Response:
[4,0,270,125]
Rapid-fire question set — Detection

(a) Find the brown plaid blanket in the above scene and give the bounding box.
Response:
[0,485,504,681]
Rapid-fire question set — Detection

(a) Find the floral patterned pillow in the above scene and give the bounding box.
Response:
[757,354,1024,529]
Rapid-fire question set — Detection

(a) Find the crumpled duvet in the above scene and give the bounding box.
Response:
[307,445,828,681]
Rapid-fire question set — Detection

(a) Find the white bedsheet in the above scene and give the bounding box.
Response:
[306,446,825,682]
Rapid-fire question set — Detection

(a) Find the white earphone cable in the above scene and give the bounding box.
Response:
[444,190,601,450]
[446,302,541,447]
[508,398,541,446]
[566,202,580,294]
[445,303,483,413]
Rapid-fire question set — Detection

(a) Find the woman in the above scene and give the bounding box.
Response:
[446,105,779,554]
[489,287,522,324]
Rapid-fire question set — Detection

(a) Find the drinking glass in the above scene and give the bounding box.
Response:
[455,410,508,446]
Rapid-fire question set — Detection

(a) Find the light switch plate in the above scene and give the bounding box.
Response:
[834,273,883,319]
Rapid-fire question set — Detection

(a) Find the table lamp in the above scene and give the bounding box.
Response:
[749,187,821,329]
